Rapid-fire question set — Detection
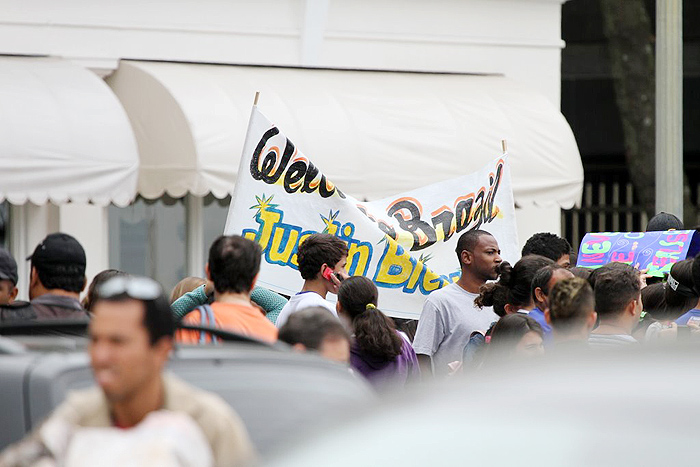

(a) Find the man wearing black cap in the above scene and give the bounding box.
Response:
[1,233,89,321]
[0,247,19,305]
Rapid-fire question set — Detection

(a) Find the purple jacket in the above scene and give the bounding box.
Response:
[350,333,421,390]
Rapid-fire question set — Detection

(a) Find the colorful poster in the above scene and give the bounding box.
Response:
[224,107,519,319]
[576,230,700,277]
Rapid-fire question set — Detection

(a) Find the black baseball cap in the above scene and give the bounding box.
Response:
[27,233,86,274]
[0,248,18,285]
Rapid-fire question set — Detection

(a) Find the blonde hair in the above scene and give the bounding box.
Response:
[170,276,207,303]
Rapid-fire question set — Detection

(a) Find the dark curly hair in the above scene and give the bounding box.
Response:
[521,232,572,263]
[475,255,554,316]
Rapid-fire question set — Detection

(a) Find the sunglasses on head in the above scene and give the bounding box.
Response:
[98,276,163,301]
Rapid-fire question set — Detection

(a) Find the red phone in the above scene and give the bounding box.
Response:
[322,266,333,281]
[322,266,343,282]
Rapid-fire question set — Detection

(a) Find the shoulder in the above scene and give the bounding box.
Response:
[52,386,111,427]
[296,293,335,311]
[163,375,256,464]
[0,301,36,321]
[166,374,232,413]
[424,283,462,308]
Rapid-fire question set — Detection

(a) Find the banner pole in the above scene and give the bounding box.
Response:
[223,93,260,234]
[501,139,507,154]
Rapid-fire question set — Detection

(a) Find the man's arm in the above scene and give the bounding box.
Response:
[417,354,433,377]
[412,298,443,378]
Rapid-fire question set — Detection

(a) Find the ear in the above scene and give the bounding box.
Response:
[9,286,18,303]
[292,343,307,353]
[544,309,552,326]
[336,301,342,315]
[29,267,39,288]
[205,263,212,281]
[625,299,638,317]
[319,263,329,279]
[586,311,598,331]
[460,249,472,266]
[534,287,547,304]
[504,303,518,315]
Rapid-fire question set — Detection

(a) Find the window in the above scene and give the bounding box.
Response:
[202,194,231,258]
[108,196,186,295]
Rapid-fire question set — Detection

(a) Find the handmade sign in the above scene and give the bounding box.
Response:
[576,230,700,277]
[224,106,519,318]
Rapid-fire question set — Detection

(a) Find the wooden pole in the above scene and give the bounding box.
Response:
[501,140,508,154]
[254,91,260,106]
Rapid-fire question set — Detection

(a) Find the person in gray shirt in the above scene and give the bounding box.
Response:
[412,230,502,377]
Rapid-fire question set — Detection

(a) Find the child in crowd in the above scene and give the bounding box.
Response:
[481,314,544,366]
[337,276,420,391]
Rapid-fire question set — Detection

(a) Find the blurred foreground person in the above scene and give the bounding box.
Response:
[337,276,420,390]
[413,230,501,377]
[276,233,349,328]
[545,278,596,351]
[482,314,544,366]
[1,233,89,322]
[521,232,572,268]
[588,263,642,348]
[278,307,351,364]
[475,255,554,317]
[178,235,278,344]
[0,276,255,466]
[529,264,575,343]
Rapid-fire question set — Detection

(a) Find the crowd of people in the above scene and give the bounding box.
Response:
[0,210,698,465]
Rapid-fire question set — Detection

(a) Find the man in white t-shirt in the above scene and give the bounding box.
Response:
[413,230,502,377]
[275,233,349,327]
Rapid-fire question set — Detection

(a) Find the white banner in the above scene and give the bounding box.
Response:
[225,107,519,319]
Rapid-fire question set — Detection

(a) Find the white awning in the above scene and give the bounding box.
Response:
[107,60,582,208]
[0,57,139,206]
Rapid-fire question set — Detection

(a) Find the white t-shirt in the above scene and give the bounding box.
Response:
[275,291,337,328]
[412,282,498,377]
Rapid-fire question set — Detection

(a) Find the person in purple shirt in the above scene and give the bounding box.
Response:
[337,276,420,391]
[529,264,574,344]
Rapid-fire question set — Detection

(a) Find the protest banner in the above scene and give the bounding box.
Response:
[576,230,700,277]
[224,106,519,319]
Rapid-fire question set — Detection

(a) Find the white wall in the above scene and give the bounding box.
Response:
[0,0,565,105]
[1,0,568,277]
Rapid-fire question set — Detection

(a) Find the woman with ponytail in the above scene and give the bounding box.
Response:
[337,276,420,390]
[475,255,555,317]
